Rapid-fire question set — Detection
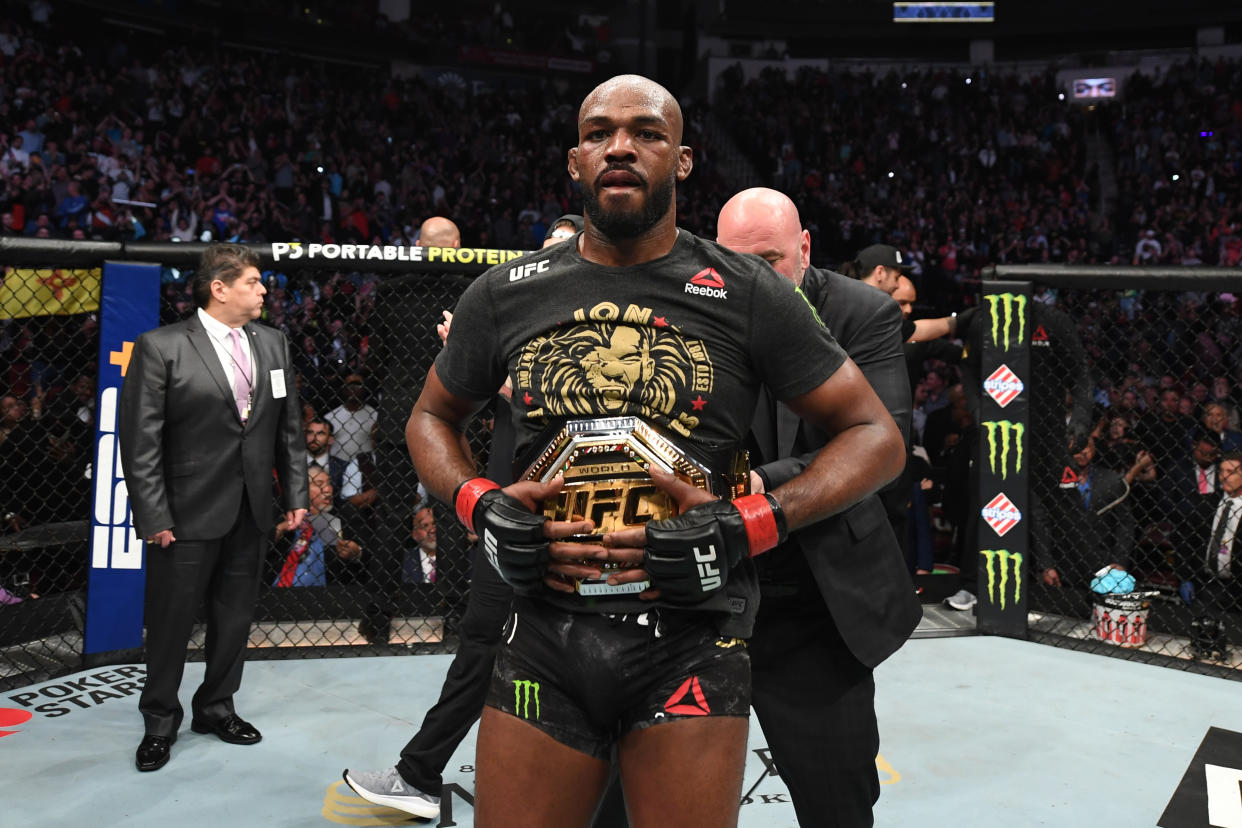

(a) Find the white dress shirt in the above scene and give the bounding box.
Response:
[1207,494,1242,579]
[197,307,254,403]
[341,457,365,498]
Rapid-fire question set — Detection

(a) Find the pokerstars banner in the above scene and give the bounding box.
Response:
[975,281,1031,637]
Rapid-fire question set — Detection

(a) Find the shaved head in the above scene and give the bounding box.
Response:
[894,276,916,320]
[578,75,684,145]
[716,187,809,285]
[417,216,461,248]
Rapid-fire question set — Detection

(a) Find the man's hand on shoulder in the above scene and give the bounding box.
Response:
[435,310,453,346]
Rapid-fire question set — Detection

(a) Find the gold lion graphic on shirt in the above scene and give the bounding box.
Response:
[516,322,713,436]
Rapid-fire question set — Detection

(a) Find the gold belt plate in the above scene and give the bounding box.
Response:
[521,417,745,597]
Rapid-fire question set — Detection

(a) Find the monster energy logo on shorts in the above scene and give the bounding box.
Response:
[981,549,1023,610]
[982,420,1024,479]
[985,293,1026,351]
[513,679,541,720]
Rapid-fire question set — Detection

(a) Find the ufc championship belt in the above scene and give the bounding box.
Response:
[520,417,749,597]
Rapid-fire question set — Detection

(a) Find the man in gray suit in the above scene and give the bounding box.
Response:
[119,243,308,772]
[717,188,920,827]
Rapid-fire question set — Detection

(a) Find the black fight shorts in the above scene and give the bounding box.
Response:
[486,596,751,759]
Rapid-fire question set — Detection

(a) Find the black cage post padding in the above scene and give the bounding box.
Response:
[974,281,1032,638]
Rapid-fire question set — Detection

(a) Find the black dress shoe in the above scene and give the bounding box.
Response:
[190,713,262,745]
[136,734,175,772]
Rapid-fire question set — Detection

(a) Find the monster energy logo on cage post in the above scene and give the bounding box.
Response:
[982,420,1025,479]
[980,549,1023,610]
[985,292,1027,351]
[513,679,541,720]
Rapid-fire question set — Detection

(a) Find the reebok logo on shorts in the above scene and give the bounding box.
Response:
[685,268,727,299]
[664,676,711,716]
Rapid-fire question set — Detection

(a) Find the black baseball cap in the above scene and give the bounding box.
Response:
[856,243,914,273]
[544,214,584,242]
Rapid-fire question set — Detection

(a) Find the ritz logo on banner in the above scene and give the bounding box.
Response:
[982,420,1025,479]
[984,292,1027,351]
[983,364,1024,408]
[980,549,1023,610]
[91,384,143,570]
[981,492,1022,537]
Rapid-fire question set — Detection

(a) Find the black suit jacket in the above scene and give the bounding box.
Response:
[1165,457,1217,506]
[751,267,920,669]
[1181,494,1242,584]
[1165,457,1217,543]
[119,312,309,540]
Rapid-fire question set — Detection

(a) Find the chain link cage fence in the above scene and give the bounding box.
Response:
[0,240,516,690]
[0,262,98,690]
[5,240,1239,690]
[1022,282,1242,676]
[178,261,489,660]
[920,267,1242,680]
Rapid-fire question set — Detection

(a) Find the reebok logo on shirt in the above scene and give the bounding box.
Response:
[685,268,727,299]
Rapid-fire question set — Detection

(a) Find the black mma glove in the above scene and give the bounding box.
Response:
[952,306,977,336]
[455,478,549,594]
[643,493,786,605]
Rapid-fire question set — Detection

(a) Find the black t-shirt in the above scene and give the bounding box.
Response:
[436,229,847,631]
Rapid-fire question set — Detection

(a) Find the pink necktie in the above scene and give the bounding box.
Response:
[229,329,252,421]
[1198,467,1211,495]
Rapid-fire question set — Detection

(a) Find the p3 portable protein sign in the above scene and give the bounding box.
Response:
[975,285,1031,636]
[268,242,524,273]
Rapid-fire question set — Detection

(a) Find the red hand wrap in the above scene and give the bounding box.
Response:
[455,478,501,533]
[732,493,782,557]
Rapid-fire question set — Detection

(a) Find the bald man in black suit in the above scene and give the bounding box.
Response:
[718,188,920,827]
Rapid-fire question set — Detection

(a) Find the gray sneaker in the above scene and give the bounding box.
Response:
[945,589,977,611]
[343,767,441,819]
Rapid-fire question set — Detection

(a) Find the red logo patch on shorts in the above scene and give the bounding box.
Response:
[663,676,711,716]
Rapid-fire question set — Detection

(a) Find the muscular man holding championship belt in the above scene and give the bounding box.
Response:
[399,75,904,828]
